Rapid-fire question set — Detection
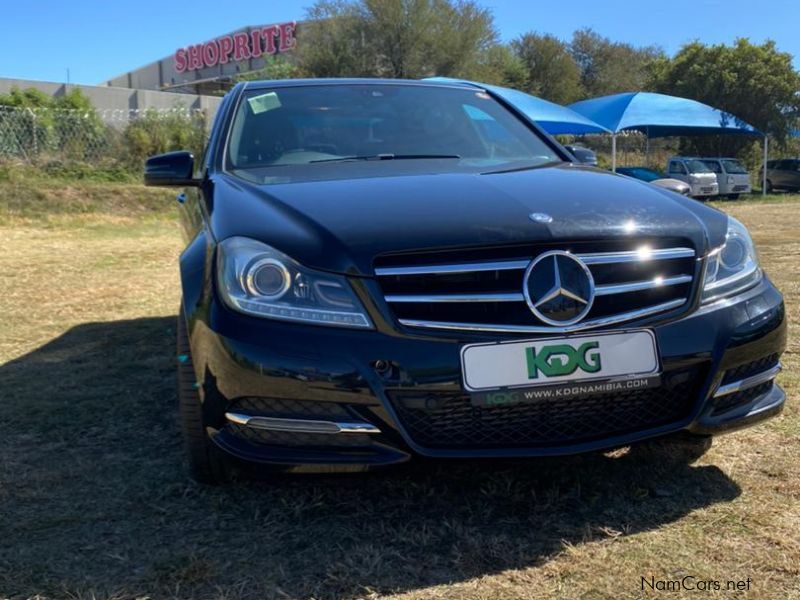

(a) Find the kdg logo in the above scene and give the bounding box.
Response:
[526,341,602,379]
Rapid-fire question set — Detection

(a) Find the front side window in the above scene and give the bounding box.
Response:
[721,159,748,174]
[225,84,560,182]
[669,161,687,174]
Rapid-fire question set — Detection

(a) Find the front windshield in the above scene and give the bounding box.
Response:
[226,84,560,181]
[686,159,713,174]
[701,160,722,173]
[721,159,748,174]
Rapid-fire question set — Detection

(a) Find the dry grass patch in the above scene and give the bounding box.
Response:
[0,190,798,600]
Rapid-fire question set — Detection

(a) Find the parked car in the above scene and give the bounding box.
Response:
[145,79,785,483]
[615,167,691,196]
[700,158,751,199]
[760,159,800,193]
[666,157,719,198]
[565,145,598,166]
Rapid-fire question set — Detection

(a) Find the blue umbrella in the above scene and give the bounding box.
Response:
[424,77,609,135]
[569,91,760,138]
[569,91,767,194]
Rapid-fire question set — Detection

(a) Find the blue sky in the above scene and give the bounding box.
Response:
[1,0,797,85]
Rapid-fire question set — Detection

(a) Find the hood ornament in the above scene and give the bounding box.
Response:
[529,212,553,224]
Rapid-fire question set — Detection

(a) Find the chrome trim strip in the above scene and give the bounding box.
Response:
[595,274,693,296]
[375,260,530,276]
[576,247,695,265]
[398,298,687,333]
[385,292,524,303]
[225,413,381,434]
[374,247,695,276]
[713,363,782,398]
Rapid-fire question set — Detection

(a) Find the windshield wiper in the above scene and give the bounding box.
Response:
[481,159,565,175]
[310,153,461,164]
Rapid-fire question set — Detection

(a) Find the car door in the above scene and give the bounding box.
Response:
[668,160,688,183]
[789,160,800,190]
[774,160,793,189]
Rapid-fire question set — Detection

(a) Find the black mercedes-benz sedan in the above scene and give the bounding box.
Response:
[145,79,786,483]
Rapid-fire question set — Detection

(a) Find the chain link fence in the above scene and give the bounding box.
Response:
[0,105,209,170]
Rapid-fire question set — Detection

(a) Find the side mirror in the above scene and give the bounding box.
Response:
[144,151,199,187]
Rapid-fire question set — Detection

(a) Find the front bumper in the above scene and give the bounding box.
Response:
[690,182,720,197]
[188,275,786,470]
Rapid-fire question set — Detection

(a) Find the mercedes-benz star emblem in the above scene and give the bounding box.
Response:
[529,212,553,223]
[523,251,595,326]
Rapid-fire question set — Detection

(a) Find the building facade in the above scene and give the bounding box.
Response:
[104,21,299,95]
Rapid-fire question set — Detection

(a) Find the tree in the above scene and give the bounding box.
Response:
[235,55,302,82]
[466,44,528,89]
[570,28,662,97]
[648,39,800,155]
[297,0,498,79]
[511,33,582,103]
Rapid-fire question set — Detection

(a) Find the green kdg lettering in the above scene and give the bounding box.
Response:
[526,342,602,379]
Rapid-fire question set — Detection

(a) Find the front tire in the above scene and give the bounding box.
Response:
[766,179,774,194]
[177,305,231,484]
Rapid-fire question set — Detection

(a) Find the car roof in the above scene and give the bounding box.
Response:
[670,156,739,161]
[241,78,482,91]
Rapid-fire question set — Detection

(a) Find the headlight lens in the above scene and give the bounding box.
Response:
[217,237,373,328]
[702,217,761,302]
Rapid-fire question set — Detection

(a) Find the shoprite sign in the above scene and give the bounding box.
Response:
[175,22,297,73]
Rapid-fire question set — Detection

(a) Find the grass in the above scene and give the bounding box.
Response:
[0,182,799,599]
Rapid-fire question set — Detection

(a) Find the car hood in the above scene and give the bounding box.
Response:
[652,178,690,189]
[210,164,728,276]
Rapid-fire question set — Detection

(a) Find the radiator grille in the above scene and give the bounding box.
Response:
[375,239,697,333]
[387,367,701,449]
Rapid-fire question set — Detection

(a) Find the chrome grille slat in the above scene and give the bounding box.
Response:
[577,247,695,265]
[384,292,525,303]
[373,247,695,276]
[374,260,529,276]
[375,244,696,332]
[397,298,688,334]
[594,274,693,296]
[383,274,693,303]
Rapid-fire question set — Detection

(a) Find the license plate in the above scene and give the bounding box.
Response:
[460,330,659,392]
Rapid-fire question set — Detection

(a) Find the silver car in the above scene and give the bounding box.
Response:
[616,167,691,195]
[666,157,719,198]
[701,158,751,199]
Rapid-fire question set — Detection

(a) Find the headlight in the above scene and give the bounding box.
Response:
[216,237,373,328]
[702,217,761,302]
[689,175,701,184]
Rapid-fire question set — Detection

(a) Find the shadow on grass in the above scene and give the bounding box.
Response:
[0,317,741,600]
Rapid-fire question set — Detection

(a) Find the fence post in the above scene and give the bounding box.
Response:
[28,108,38,158]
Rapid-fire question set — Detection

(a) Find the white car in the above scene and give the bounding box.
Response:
[700,158,751,199]
[666,157,719,198]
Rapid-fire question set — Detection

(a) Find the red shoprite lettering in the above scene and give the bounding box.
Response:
[174,22,296,73]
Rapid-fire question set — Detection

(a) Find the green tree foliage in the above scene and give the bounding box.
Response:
[511,33,582,104]
[121,108,206,168]
[297,0,497,78]
[571,28,663,97]
[467,44,528,89]
[235,55,303,82]
[649,39,800,156]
